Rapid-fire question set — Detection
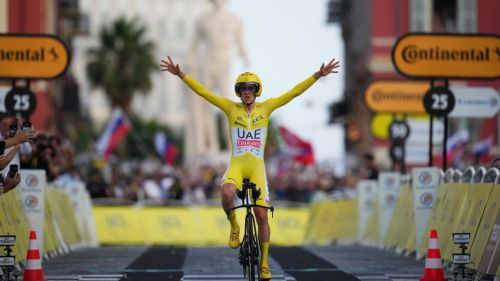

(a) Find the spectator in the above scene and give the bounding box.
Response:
[0,115,35,195]
[361,153,379,180]
[0,115,33,178]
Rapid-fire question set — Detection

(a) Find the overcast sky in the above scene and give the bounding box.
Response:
[226,0,346,172]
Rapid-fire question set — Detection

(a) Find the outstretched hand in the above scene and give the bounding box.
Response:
[160,56,185,78]
[316,58,340,77]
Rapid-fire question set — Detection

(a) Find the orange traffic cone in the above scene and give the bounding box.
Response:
[23,230,47,281]
[420,229,447,281]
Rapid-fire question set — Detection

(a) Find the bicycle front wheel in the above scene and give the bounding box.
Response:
[245,214,260,281]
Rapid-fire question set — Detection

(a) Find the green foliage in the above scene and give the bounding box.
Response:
[86,17,157,110]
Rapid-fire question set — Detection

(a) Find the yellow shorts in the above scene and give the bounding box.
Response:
[222,154,270,206]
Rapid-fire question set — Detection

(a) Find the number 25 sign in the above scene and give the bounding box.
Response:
[423,87,455,117]
[4,87,37,116]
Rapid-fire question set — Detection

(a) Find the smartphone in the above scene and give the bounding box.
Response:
[0,141,5,156]
[8,164,18,178]
[8,118,18,138]
[21,120,32,132]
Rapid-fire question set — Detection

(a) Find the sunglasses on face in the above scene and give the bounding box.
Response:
[236,82,259,94]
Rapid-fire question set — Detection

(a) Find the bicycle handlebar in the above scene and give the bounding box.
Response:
[226,204,275,218]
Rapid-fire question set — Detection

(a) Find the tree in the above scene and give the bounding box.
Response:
[86,17,156,111]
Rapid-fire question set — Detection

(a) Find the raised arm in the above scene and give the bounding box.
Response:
[160,56,232,111]
[160,56,186,79]
[266,58,340,112]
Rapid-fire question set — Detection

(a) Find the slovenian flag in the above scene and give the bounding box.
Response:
[95,107,131,161]
[154,131,179,164]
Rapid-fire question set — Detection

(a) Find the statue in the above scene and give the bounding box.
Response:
[184,0,250,163]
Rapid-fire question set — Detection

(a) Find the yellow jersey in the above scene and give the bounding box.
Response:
[182,74,319,160]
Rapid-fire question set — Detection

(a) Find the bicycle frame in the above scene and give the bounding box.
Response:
[226,180,274,281]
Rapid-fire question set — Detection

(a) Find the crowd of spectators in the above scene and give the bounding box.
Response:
[0,114,77,197]
[83,154,362,206]
[0,112,372,205]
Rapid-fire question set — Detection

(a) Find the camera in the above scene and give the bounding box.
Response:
[8,164,18,178]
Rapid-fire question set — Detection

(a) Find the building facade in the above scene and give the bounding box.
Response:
[0,0,58,131]
[333,0,500,170]
[74,0,210,131]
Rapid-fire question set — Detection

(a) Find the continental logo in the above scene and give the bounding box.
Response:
[372,90,422,102]
[364,80,428,113]
[401,45,495,64]
[0,34,70,79]
[392,33,500,79]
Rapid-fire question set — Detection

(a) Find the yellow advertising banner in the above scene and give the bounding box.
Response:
[93,206,309,246]
[269,208,310,245]
[0,34,70,79]
[142,208,203,245]
[392,33,500,79]
[93,207,145,245]
[364,80,429,113]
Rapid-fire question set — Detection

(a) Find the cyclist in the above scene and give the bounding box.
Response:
[160,56,339,280]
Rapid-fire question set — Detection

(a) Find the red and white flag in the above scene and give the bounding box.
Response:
[278,125,315,165]
[95,107,131,161]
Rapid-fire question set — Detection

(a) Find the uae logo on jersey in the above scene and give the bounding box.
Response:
[235,128,263,148]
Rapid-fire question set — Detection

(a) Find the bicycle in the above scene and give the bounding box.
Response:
[226,179,274,281]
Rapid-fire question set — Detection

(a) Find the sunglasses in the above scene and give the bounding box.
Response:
[236,82,259,93]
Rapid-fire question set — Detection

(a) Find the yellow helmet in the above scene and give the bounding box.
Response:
[234,72,262,97]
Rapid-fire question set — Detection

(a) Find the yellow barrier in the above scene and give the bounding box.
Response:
[363,200,379,244]
[8,190,30,260]
[304,201,333,244]
[302,200,357,245]
[470,185,500,269]
[442,182,493,263]
[322,201,341,242]
[428,182,470,261]
[384,184,412,248]
[337,200,357,241]
[93,206,309,246]
[43,198,59,253]
[0,190,30,262]
[92,206,145,244]
[303,201,321,243]
[270,207,310,245]
[47,191,82,246]
[398,186,415,252]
